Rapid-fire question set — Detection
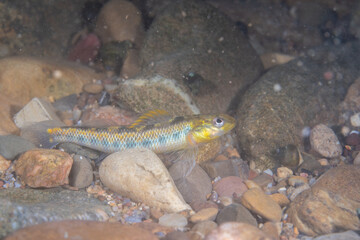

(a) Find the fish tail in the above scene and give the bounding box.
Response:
[20,120,65,149]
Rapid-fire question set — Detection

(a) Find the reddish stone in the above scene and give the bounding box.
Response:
[68,33,101,63]
[15,149,73,188]
[346,132,360,146]
[190,200,218,212]
[213,176,248,198]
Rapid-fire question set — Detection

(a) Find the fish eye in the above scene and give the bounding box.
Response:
[213,117,224,128]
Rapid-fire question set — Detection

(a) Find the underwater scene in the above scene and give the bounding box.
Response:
[0,0,359,239]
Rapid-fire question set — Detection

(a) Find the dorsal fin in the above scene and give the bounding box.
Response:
[129,109,172,128]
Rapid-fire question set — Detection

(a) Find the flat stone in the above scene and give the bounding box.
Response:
[240,188,282,222]
[190,200,218,212]
[276,167,293,179]
[310,124,342,158]
[190,208,218,223]
[251,173,274,189]
[188,221,217,240]
[83,83,104,94]
[99,149,192,213]
[5,220,157,240]
[262,222,281,240]
[69,155,93,188]
[15,149,73,188]
[158,213,188,229]
[288,175,308,187]
[201,160,239,179]
[213,176,248,198]
[205,222,272,240]
[0,135,36,160]
[216,203,257,227]
[269,193,290,207]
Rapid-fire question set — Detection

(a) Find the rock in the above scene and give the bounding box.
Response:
[288,176,308,187]
[83,82,104,94]
[288,183,311,201]
[68,33,101,64]
[262,222,281,240]
[53,94,78,112]
[57,143,100,160]
[158,213,188,229]
[201,159,239,179]
[190,200,218,212]
[260,53,295,70]
[240,188,282,222]
[99,149,192,213]
[80,105,137,127]
[313,231,360,240]
[196,139,222,164]
[251,173,273,189]
[115,76,200,116]
[346,132,360,146]
[140,0,263,114]
[0,135,36,160]
[216,203,257,227]
[5,220,157,240]
[342,77,360,112]
[169,162,212,203]
[213,176,248,198]
[269,193,290,207]
[163,231,190,240]
[205,222,272,240]
[287,165,360,236]
[276,167,293,179]
[298,152,323,173]
[0,56,102,106]
[0,155,11,172]
[13,97,62,128]
[69,155,93,188]
[310,124,342,158]
[0,188,111,238]
[190,208,218,223]
[95,0,144,78]
[15,149,73,188]
[351,113,360,127]
[188,221,217,240]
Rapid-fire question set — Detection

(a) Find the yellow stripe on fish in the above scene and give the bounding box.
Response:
[26,110,236,154]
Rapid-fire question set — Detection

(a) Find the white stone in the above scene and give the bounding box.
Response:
[99,149,192,213]
[350,112,360,127]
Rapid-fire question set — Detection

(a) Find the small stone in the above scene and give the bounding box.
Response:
[240,188,282,222]
[318,158,330,166]
[251,173,274,189]
[83,83,104,94]
[213,176,248,198]
[277,167,293,179]
[150,207,164,220]
[14,97,62,128]
[260,52,295,70]
[201,160,239,179]
[190,200,218,212]
[216,203,257,227]
[99,149,191,213]
[310,124,342,158]
[69,155,93,188]
[0,135,36,160]
[346,132,360,146]
[243,180,262,190]
[163,231,190,240]
[53,94,78,112]
[190,208,218,223]
[205,222,272,240]
[0,155,11,172]
[188,221,217,240]
[350,113,360,127]
[269,193,290,207]
[288,183,311,201]
[288,176,308,187]
[262,222,281,240]
[218,196,233,207]
[15,149,73,188]
[225,147,241,158]
[158,213,188,229]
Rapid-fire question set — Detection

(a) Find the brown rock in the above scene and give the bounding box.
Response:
[190,200,218,212]
[216,203,257,227]
[342,77,360,111]
[0,56,102,106]
[287,165,360,236]
[201,159,239,179]
[69,155,93,188]
[240,188,282,222]
[205,222,273,240]
[288,176,308,187]
[0,155,11,172]
[269,193,290,207]
[276,167,293,179]
[15,149,73,188]
[188,221,217,240]
[190,208,218,223]
[310,124,342,158]
[5,220,157,240]
[83,83,104,94]
[262,222,281,240]
[213,176,248,198]
[251,173,273,189]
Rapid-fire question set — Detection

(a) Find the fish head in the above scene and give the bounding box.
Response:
[188,114,236,145]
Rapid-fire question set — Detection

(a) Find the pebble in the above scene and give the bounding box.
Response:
[318,158,330,166]
[99,149,192,213]
[190,200,218,212]
[276,167,293,179]
[240,188,282,222]
[190,208,218,223]
[52,94,78,112]
[83,82,104,94]
[69,155,93,188]
[216,203,257,226]
[162,231,190,240]
[15,149,73,188]
[288,183,311,201]
[205,222,272,240]
[310,124,342,158]
[288,176,308,187]
[158,213,188,229]
[201,159,239,179]
[0,135,36,160]
[350,112,360,127]
[243,180,262,190]
[262,221,281,240]
[269,193,290,207]
[213,176,248,198]
[251,172,274,189]
[188,221,217,240]
[346,132,360,146]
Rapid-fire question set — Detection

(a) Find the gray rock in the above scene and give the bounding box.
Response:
[0,135,36,160]
[236,43,360,170]
[313,231,360,240]
[140,0,263,114]
[0,188,111,238]
[169,162,212,204]
[158,213,188,229]
[69,155,93,188]
[53,94,78,112]
[216,203,257,226]
[310,124,342,158]
[201,159,239,179]
[57,142,100,160]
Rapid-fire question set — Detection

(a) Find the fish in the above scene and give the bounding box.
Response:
[22,110,236,154]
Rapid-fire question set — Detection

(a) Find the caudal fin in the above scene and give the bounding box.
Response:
[20,120,65,149]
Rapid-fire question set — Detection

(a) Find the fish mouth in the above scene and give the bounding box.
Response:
[219,114,236,132]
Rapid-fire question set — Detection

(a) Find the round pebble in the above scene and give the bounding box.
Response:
[350,112,360,127]
[158,213,188,228]
[310,124,342,158]
[83,83,104,94]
